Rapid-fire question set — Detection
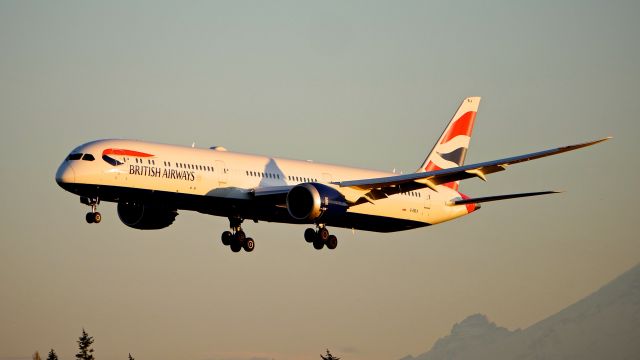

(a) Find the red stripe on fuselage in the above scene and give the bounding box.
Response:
[440,111,476,144]
[102,148,154,158]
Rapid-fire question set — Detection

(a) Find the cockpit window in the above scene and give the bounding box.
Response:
[67,153,82,161]
[82,154,95,161]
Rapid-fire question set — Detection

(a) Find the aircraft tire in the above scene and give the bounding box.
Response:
[243,238,255,252]
[326,235,338,250]
[93,212,102,224]
[318,227,330,241]
[235,230,246,242]
[230,241,242,253]
[221,231,232,246]
[86,213,95,224]
[304,228,316,243]
[313,238,324,250]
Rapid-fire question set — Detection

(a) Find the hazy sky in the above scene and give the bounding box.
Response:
[1,1,638,360]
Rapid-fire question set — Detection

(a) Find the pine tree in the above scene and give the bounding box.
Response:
[76,328,95,360]
[128,353,135,360]
[320,349,340,360]
[46,349,59,360]
[32,351,42,360]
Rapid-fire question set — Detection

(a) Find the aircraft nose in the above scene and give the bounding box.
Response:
[55,162,75,185]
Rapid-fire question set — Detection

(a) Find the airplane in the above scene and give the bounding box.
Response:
[55,97,609,253]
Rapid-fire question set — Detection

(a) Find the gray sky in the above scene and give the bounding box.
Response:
[0,1,638,359]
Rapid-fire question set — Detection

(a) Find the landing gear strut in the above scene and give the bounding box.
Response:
[221,217,254,253]
[81,196,101,224]
[304,225,338,250]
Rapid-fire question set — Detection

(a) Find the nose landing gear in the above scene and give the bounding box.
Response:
[81,196,102,224]
[221,217,254,253]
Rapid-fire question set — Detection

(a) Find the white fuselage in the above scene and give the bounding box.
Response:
[56,139,471,232]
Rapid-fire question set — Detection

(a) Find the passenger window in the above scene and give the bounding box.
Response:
[81,154,95,161]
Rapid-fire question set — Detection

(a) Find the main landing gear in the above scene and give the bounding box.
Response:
[221,217,254,253]
[304,225,338,250]
[81,196,102,224]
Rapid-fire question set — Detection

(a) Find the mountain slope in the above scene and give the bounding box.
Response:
[403,263,640,360]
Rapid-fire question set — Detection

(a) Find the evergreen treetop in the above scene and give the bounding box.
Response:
[46,349,59,360]
[320,349,340,360]
[76,328,95,360]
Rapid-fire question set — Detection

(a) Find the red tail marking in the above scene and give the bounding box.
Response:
[424,161,459,191]
[440,111,477,144]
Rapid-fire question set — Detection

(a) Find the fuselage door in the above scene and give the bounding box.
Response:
[423,192,431,217]
[215,160,228,187]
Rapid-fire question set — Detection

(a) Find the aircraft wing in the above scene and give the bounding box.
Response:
[334,137,610,195]
[252,186,294,197]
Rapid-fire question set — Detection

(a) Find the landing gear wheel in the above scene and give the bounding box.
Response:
[326,235,338,250]
[82,197,101,224]
[85,212,101,224]
[243,238,255,252]
[230,241,242,253]
[221,231,232,246]
[225,217,256,253]
[304,228,316,243]
[318,227,330,241]
[313,238,325,250]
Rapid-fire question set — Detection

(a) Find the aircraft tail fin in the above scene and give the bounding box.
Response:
[417,96,481,191]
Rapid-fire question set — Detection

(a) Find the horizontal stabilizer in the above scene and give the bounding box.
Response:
[448,191,561,206]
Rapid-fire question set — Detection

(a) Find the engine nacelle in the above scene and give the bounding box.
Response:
[117,201,178,230]
[286,183,348,222]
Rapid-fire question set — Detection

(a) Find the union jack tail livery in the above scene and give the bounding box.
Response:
[418,96,480,191]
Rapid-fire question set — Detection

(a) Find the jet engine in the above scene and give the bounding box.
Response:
[286,183,348,222]
[117,200,178,230]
